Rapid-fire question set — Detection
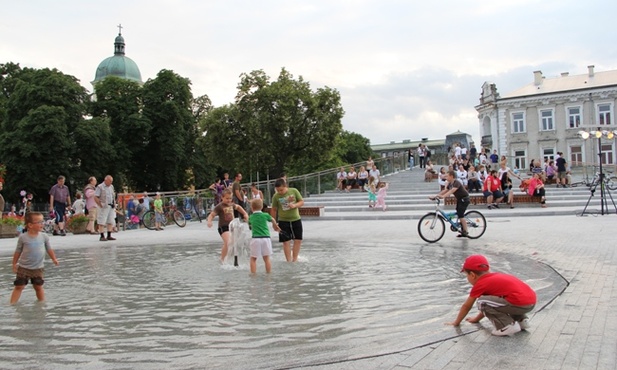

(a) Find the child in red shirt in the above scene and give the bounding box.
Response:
[447,254,536,336]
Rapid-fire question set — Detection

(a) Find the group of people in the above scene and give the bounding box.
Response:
[335,158,389,211]
[207,173,304,273]
[434,155,547,209]
[529,153,570,187]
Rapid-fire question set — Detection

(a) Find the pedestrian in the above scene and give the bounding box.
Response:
[417,144,425,168]
[556,152,567,188]
[94,175,117,241]
[367,175,377,208]
[83,177,98,234]
[248,199,280,274]
[72,193,86,215]
[446,254,536,337]
[10,212,59,304]
[207,189,249,263]
[0,181,5,214]
[232,173,246,218]
[154,192,164,231]
[271,178,304,262]
[49,175,71,236]
[430,170,471,237]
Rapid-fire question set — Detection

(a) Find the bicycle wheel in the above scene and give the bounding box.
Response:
[172,210,186,227]
[607,176,617,191]
[463,210,486,239]
[417,212,446,243]
[142,211,156,230]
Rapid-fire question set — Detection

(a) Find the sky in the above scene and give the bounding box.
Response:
[2,0,617,145]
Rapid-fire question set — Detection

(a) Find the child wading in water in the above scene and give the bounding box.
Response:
[367,176,377,208]
[207,189,249,263]
[375,182,389,211]
[11,212,59,304]
[248,199,280,273]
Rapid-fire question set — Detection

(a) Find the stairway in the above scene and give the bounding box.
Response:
[302,167,615,220]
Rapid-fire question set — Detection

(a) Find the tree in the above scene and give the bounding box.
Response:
[139,70,195,191]
[89,76,150,190]
[200,68,345,178]
[336,130,374,165]
[0,66,89,202]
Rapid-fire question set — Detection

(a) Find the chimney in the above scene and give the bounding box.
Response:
[588,65,595,77]
[561,72,569,77]
[533,70,543,86]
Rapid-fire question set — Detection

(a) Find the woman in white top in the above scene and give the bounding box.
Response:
[357,166,369,192]
[437,167,448,190]
[345,166,357,192]
[456,165,468,187]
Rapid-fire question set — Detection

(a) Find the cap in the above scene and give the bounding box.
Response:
[461,254,490,272]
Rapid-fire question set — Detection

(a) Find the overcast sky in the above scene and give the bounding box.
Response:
[2,0,616,145]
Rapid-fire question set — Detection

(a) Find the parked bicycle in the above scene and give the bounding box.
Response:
[417,198,487,243]
[571,166,617,190]
[142,198,186,230]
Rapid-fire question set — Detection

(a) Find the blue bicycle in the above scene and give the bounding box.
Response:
[417,198,487,243]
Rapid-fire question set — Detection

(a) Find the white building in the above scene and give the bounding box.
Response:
[475,66,617,171]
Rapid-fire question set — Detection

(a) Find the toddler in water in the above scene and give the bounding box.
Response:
[367,176,377,208]
[375,182,389,211]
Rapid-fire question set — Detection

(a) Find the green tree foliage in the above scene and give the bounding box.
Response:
[72,117,115,186]
[89,76,151,190]
[0,65,88,202]
[200,68,345,178]
[337,130,375,165]
[140,70,196,191]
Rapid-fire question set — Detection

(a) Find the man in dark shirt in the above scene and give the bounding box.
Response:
[430,170,470,237]
[556,153,567,188]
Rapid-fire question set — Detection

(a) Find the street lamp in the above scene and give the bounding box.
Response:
[577,129,617,215]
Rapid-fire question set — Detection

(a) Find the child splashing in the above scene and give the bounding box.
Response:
[375,182,389,211]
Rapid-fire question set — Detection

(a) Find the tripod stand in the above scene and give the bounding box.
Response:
[579,171,617,216]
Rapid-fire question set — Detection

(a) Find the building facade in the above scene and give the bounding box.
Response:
[476,66,617,171]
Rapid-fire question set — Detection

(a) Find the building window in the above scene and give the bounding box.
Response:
[540,109,554,131]
[512,112,525,133]
[570,145,582,166]
[598,104,612,125]
[513,150,526,171]
[600,143,614,164]
[567,107,581,128]
[542,148,555,162]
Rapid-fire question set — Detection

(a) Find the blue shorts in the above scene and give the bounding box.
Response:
[53,201,67,223]
[483,190,503,199]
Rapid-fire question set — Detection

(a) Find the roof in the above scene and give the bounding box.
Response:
[93,55,142,84]
[371,139,445,151]
[502,69,617,99]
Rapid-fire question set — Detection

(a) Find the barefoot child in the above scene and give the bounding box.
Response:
[248,199,280,273]
[271,178,304,262]
[207,189,249,263]
[10,212,59,304]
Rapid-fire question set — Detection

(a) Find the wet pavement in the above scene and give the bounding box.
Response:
[0,214,614,369]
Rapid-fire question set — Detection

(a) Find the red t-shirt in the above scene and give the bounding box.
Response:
[469,272,536,306]
[483,175,501,192]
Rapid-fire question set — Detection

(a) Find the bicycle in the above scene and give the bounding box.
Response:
[572,166,617,190]
[142,199,186,230]
[417,198,487,243]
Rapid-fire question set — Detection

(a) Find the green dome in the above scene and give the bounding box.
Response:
[92,31,142,86]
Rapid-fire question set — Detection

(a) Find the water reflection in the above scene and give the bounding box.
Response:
[0,240,565,369]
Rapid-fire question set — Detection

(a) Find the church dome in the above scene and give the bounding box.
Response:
[92,28,142,86]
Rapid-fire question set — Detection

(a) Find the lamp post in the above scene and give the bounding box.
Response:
[578,129,617,215]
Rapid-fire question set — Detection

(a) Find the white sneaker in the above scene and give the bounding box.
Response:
[519,318,530,330]
[491,321,521,337]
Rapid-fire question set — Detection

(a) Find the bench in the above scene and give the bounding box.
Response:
[444,193,541,206]
[265,206,324,217]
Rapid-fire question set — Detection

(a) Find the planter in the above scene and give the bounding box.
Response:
[0,224,19,238]
[70,222,88,234]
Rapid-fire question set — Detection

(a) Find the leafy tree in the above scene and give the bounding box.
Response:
[89,76,150,190]
[0,66,89,203]
[139,70,195,191]
[72,117,115,187]
[337,130,374,165]
[200,68,345,178]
